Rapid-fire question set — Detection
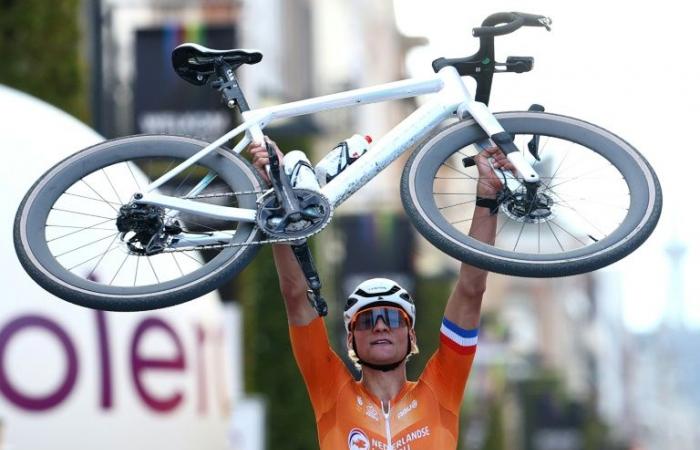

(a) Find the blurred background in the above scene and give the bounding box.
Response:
[0,0,697,449]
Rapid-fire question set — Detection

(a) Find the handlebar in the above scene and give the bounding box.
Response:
[472,12,551,38]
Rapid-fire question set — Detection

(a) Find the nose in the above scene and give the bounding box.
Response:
[372,315,390,332]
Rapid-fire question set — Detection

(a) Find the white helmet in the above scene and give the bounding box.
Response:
[343,278,416,332]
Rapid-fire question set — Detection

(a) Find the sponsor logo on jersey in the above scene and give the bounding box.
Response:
[365,404,380,421]
[397,399,418,419]
[347,428,370,450]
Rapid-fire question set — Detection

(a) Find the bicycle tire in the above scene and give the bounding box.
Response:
[14,134,264,311]
[401,111,662,277]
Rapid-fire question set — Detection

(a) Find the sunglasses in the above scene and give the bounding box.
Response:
[350,306,410,331]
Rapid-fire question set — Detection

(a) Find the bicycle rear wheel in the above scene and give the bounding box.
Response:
[14,135,264,311]
[401,111,662,277]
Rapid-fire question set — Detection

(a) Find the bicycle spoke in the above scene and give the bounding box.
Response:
[54,232,119,258]
[126,161,142,190]
[544,164,621,191]
[512,188,540,252]
[177,250,204,265]
[47,224,115,230]
[542,140,574,191]
[495,216,509,241]
[549,219,588,247]
[438,199,478,210]
[46,218,116,242]
[513,220,527,251]
[134,256,140,287]
[171,253,185,277]
[174,168,195,197]
[80,179,119,213]
[88,234,120,279]
[63,192,122,206]
[439,159,514,197]
[51,208,116,220]
[110,253,130,285]
[146,256,160,284]
[102,168,124,204]
[548,193,609,239]
[545,220,565,252]
[67,244,121,271]
[551,191,630,212]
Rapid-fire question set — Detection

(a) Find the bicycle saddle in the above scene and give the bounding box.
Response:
[172,43,263,86]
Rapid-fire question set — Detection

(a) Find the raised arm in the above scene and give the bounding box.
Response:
[248,138,318,326]
[444,147,512,329]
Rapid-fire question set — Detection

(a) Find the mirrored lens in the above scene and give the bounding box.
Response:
[353,307,408,331]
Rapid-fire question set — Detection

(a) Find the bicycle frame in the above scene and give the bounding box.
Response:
[136,66,539,230]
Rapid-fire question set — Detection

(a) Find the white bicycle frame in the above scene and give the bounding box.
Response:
[136,66,540,247]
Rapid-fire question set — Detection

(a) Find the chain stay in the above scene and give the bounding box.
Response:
[164,188,331,252]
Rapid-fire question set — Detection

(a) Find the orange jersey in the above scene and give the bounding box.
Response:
[290,317,478,450]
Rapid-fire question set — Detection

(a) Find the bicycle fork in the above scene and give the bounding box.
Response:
[465,104,547,214]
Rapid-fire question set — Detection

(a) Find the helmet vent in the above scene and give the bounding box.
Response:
[355,285,401,298]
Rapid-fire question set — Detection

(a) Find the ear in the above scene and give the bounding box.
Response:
[346,331,353,349]
[409,328,416,343]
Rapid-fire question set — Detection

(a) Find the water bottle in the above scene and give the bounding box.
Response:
[283,150,322,192]
[315,134,372,186]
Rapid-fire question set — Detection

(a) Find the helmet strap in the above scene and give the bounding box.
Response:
[352,332,412,373]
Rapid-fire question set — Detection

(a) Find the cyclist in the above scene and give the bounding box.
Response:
[248,137,511,450]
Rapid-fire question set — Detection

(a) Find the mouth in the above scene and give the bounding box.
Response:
[370,339,393,346]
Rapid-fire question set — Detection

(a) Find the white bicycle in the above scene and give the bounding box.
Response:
[14,12,662,312]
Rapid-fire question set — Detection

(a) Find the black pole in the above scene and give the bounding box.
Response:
[89,0,104,135]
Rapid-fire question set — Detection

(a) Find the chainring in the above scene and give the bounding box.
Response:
[256,188,333,240]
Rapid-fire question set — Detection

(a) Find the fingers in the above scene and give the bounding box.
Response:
[247,136,284,185]
[479,146,516,172]
[247,136,284,170]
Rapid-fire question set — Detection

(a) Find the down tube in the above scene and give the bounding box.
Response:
[323,99,455,207]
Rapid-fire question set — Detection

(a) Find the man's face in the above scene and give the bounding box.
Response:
[348,307,415,365]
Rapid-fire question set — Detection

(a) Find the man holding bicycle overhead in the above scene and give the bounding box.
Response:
[249,138,512,450]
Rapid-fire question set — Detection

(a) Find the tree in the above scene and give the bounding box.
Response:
[0,0,87,120]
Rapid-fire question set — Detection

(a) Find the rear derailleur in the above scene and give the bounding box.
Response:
[116,203,180,255]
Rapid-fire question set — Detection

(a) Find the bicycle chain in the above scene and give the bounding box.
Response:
[163,189,331,252]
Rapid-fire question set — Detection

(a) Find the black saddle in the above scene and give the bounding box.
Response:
[172,43,263,86]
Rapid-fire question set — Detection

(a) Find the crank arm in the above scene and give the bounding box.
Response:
[291,240,328,317]
[266,142,303,220]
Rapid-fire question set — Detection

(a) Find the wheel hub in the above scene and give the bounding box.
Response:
[502,188,554,223]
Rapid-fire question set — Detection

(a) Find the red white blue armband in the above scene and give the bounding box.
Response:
[440,317,478,355]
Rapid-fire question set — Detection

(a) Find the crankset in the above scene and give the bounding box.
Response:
[256,188,332,240]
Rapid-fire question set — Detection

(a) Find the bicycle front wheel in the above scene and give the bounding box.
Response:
[401,111,662,277]
[14,135,264,311]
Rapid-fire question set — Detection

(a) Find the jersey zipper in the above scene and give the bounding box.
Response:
[381,401,392,450]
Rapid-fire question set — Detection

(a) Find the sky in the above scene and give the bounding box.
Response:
[392,0,700,332]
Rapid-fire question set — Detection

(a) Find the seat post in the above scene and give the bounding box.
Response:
[214,57,251,112]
